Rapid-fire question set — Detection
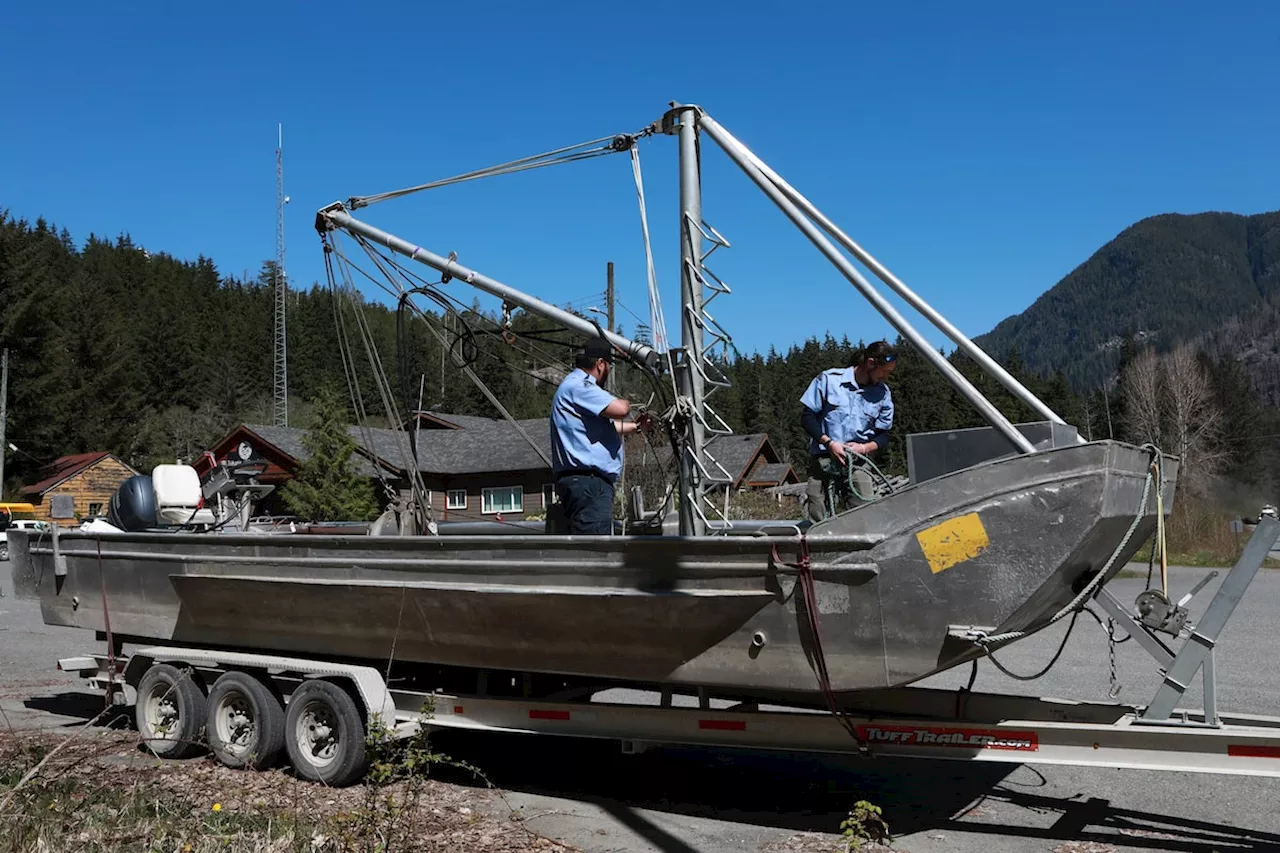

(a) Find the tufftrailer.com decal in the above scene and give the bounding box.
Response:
[856,724,1039,751]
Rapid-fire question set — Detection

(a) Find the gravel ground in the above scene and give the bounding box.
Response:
[3,559,1280,853]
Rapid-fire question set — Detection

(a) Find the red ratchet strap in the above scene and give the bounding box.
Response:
[772,533,869,753]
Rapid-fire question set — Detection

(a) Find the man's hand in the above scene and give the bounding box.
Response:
[636,411,658,436]
[848,441,878,456]
[827,440,848,465]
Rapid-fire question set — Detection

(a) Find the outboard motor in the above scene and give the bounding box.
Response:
[108,474,157,531]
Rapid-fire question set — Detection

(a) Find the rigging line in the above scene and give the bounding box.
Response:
[629,144,676,387]
[394,291,554,468]
[354,240,554,469]
[349,135,625,208]
[325,242,396,497]
[329,248,398,491]
[325,242,378,450]
[357,239,594,370]
[347,235,583,359]
[343,240,489,371]
[330,238,434,499]
[336,230,667,474]
[327,243,485,373]
[465,338,573,388]
[346,266,445,501]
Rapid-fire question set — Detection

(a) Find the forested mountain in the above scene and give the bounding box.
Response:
[1196,293,1280,408]
[1,207,1276,502]
[976,211,1280,390]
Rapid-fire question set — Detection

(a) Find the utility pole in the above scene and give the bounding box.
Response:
[606,262,615,334]
[273,123,289,427]
[0,348,8,499]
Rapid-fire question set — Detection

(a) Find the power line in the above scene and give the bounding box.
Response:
[614,298,649,327]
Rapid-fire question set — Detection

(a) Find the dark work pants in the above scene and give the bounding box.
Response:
[552,474,615,535]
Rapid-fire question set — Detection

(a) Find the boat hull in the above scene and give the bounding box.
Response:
[11,440,1176,695]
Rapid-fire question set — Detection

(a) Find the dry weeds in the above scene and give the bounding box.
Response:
[0,727,573,853]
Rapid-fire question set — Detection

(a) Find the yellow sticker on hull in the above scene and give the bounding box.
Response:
[916,512,989,574]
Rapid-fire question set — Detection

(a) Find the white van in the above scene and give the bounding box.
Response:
[1,519,51,561]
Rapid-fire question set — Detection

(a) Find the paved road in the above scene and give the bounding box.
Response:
[3,560,1280,853]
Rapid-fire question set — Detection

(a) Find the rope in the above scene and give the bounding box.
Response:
[973,443,1163,657]
[1144,454,1166,593]
[349,133,636,209]
[1155,457,1168,595]
[345,234,554,470]
[772,534,869,753]
[326,237,424,505]
[821,449,895,519]
[629,144,675,383]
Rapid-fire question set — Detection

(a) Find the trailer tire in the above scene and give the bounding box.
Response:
[206,671,285,770]
[284,679,367,786]
[135,663,207,759]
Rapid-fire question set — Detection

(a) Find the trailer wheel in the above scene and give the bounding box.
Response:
[284,679,367,786]
[135,663,206,759]
[206,671,285,770]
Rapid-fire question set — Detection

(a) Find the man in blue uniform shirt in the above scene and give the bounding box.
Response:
[548,338,649,534]
[799,340,898,522]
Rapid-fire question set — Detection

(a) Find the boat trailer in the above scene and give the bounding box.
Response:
[58,516,1280,786]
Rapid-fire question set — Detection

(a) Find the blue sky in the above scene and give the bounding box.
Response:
[3,1,1277,358]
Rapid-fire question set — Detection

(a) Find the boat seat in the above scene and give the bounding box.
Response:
[152,463,217,527]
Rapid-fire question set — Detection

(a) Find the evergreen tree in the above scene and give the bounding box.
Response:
[281,387,379,522]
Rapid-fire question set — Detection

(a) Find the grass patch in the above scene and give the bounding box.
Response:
[0,724,570,853]
[1124,498,1280,570]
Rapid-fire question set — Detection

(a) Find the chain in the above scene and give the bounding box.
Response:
[1107,617,1121,698]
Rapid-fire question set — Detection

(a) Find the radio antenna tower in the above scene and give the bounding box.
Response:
[273,123,289,427]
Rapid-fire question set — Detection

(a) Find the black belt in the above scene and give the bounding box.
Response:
[555,468,613,484]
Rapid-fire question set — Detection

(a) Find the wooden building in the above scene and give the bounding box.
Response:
[21,452,140,527]
[196,414,800,525]
[196,412,555,523]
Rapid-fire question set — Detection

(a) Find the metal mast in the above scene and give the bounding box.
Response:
[673,105,707,537]
[273,123,289,427]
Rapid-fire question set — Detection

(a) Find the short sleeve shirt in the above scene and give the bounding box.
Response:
[799,367,894,456]
[550,368,624,481]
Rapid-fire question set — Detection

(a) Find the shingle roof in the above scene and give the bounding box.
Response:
[413,411,504,430]
[639,432,780,488]
[242,416,553,477]
[747,462,795,486]
[406,418,552,474]
[23,452,136,495]
[244,424,398,479]
[239,417,786,482]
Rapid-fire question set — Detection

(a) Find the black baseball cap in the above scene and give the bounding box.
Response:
[582,338,615,363]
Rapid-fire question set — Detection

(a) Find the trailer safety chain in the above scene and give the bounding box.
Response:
[1107,617,1122,698]
[969,444,1162,673]
[772,534,870,755]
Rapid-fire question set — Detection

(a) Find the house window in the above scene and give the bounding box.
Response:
[542,484,557,508]
[88,503,104,517]
[481,486,523,514]
[446,489,467,510]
